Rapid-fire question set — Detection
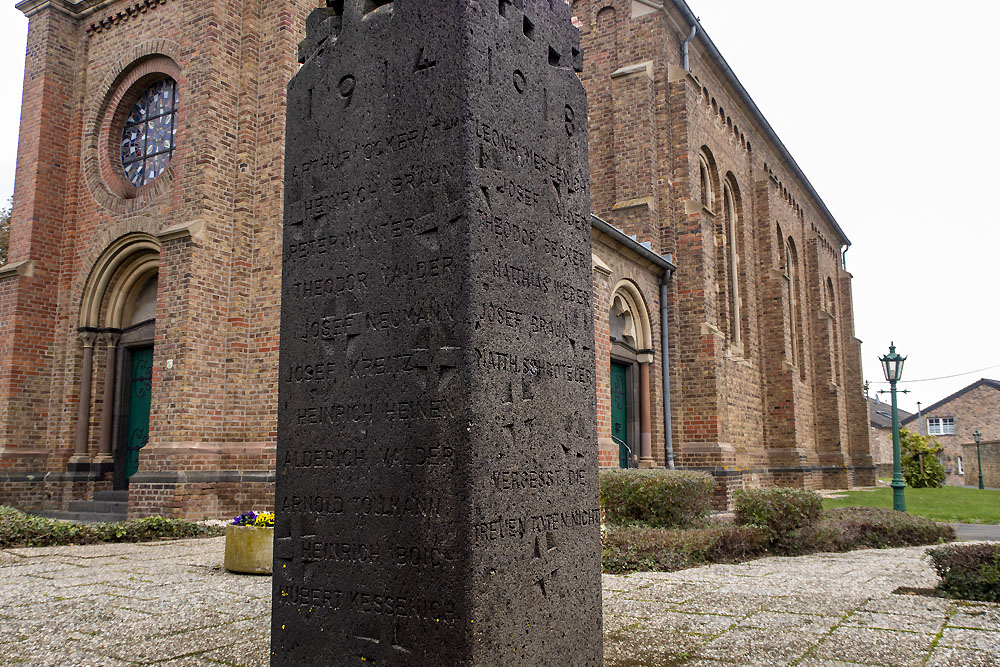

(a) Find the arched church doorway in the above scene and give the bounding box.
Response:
[610,361,630,467]
[117,273,157,487]
[78,234,159,489]
[608,281,654,468]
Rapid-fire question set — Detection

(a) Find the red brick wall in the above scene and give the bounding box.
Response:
[0,0,318,518]
[575,0,872,497]
[0,8,80,469]
[0,0,875,518]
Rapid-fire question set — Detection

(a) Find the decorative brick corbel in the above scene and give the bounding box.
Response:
[666,63,698,85]
[591,254,612,277]
[0,259,35,280]
[611,61,654,81]
[157,219,205,243]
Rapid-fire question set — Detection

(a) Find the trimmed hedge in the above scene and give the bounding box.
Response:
[0,506,224,548]
[599,469,713,529]
[808,507,954,552]
[602,524,769,573]
[928,543,1000,602]
[733,487,822,549]
[603,507,955,574]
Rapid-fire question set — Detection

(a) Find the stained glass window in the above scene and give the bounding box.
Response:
[121,78,178,187]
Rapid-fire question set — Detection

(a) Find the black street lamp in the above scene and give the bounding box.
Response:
[974,429,984,490]
[879,343,907,512]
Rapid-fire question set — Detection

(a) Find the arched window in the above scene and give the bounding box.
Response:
[786,237,804,379]
[698,152,713,211]
[610,293,639,348]
[121,78,178,187]
[126,274,159,326]
[722,178,742,349]
[776,223,785,268]
[826,278,840,384]
[608,283,653,351]
[824,278,837,317]
[785,238,796,366]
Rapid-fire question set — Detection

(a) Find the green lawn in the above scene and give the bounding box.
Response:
[823,485,1000,524]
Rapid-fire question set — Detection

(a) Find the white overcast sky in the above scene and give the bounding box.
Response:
[0,1,996,416]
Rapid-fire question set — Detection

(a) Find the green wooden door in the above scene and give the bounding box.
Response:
[125,347,153,479]
[611,362,630,468]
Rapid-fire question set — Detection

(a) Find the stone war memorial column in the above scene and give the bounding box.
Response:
[273,0,601,664]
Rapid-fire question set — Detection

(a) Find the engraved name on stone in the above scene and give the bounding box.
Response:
[279,493,444,518]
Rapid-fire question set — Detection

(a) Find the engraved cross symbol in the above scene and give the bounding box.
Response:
[354,624,414,665]
[559,410,587,460]
[498,378,538,450]
[412,346,461,393]
[273,513,317,568]
[415,187,467,252]
[529,532,562,600]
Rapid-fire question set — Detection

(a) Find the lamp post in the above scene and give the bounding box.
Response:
[880,343,907,512]
[974,430,984,490]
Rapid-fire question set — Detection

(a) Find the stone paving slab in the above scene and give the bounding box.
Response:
[0,537,998,666]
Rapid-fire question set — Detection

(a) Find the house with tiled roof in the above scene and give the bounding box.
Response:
[868,396,912,477]
[900,379,1000,485]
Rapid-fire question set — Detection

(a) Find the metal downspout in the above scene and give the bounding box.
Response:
[660,272,675,469]
[681,24,697,70]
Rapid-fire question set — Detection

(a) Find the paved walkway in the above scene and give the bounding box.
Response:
[0,537,997,666]
[949,522,1000,541]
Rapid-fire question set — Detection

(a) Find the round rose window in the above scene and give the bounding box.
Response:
[120,78,178,187]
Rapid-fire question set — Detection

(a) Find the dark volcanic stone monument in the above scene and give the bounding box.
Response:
[272,0,601,664]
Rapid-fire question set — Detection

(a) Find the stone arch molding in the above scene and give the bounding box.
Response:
[93,39,184,102]
[80,233,160,329]
[83,41,183,213]
[610,279,653,350]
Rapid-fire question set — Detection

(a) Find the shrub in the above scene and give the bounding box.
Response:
[599,469,713,529]
[602,523,769,574]
[601,505,954,574]
[929,543,1000,602]
[900,428,946,488]
[809,507,954,552]
[707,523,772,562]
[0,506,223,548]
[733,487,822,549]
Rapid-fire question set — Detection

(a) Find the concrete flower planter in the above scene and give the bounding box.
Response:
[224,525,273,574]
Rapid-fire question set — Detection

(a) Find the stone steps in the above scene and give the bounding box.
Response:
[30,509,127,524]
[67,499,127,514]
[93,490,128,502]
[28,489,130,524]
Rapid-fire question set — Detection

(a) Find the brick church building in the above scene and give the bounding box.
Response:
[0,0,873,519]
